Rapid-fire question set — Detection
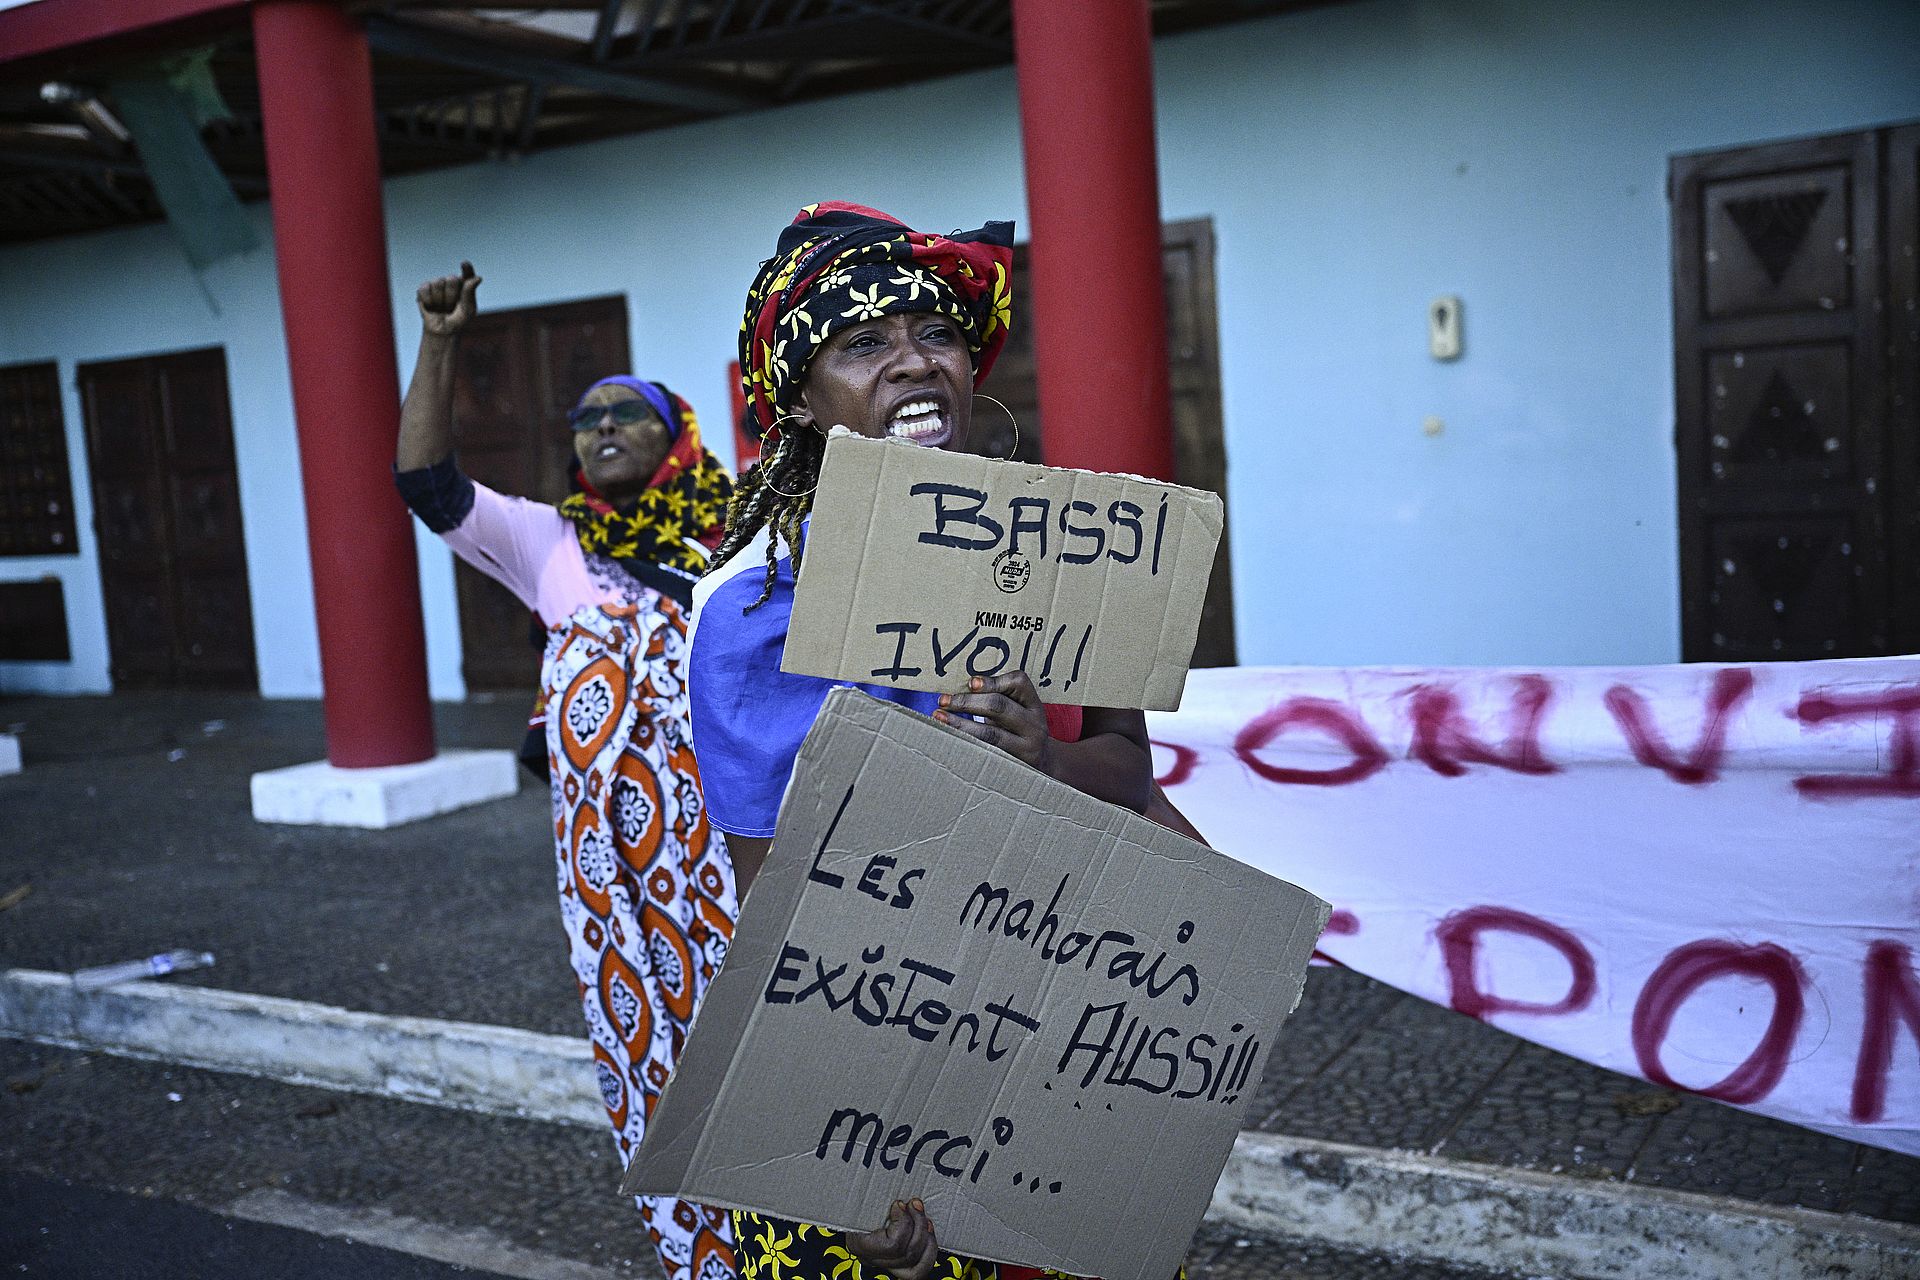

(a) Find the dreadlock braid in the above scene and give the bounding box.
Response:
[706,426,826,612]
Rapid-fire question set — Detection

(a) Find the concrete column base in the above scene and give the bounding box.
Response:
[0,734,20,776]
[251,750,518,828]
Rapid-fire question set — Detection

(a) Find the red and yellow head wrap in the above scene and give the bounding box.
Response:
[738,201,1014,440]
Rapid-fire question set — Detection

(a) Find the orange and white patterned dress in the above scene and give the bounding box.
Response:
[400,431,739,1280]
[545,596,739,1280]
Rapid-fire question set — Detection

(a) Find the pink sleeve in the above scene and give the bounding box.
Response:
[439,481,572,613]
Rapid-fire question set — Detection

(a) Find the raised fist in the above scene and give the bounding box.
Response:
[417,261,481,338]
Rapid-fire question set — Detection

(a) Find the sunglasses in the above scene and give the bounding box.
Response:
[568,400,660,432]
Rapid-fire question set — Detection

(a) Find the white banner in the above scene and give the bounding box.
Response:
[1147,657,1920,1156]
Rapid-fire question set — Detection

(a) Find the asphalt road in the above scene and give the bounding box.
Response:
[0,1042,1531,1280]
[2,1170,498,1279]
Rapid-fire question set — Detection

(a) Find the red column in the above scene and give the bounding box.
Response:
[253,0,435,767]
[1012,0,1176,481]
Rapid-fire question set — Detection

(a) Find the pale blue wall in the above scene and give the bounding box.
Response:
[3,0,1917,695]
[378,74,1029,702]
[0,210,307,694]
[1165,0,1920,665]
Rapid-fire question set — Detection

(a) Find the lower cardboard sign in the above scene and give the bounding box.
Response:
[623,689,1329,1280]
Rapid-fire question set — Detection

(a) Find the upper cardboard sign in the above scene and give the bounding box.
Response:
[781,434,1224,711]
[623,690,1329,1280]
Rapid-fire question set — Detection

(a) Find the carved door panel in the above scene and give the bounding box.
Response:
[449,294,629,691]
[79,348,256,689]
[82,360,172,687]
[1887,125,1920,655]
[970,219,1236,666]
[159,352,255,686]
[1672,129,1893,660]
[0,361,79,558]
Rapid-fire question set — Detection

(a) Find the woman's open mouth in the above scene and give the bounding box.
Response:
[886,399,950,446]
[596,442,625,460]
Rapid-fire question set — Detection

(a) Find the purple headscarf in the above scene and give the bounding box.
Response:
[574,375,678,440]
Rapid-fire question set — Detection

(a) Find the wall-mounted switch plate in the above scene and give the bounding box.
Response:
[1430,295,1462,360]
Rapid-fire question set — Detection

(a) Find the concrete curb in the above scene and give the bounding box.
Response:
[0,968,599,1126]
[6,969,1917,1279]
[1213,1131,1920,1280]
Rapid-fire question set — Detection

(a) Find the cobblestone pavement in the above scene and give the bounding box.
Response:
[2,691,1917,1233]
[1,1041,1532,1280]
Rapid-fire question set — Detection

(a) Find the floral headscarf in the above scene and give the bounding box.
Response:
[738,201,1014,440]
[556,380,732,591]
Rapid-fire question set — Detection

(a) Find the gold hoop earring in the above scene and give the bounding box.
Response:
[974,394,1022,460]
[760,417,821,499]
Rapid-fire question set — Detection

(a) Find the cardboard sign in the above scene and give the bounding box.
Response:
[782,434,1224,711]
[624,690,1329,1280]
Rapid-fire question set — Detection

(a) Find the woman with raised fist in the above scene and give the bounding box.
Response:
[395,263,740,1280]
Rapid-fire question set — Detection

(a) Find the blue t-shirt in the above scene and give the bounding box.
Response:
[689,523,938,838]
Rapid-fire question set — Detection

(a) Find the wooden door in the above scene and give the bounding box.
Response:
[449,294,629,690]
[973,218,1237,666]
[1887,125,1920,655]
[1671,127,1910,661]
[0,361,80,558]
[79,348,257,689]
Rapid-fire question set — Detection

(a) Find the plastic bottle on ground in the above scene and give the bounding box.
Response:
[71,949,216,990]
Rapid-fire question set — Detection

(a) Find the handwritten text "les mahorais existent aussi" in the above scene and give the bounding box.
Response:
[764,781,1262,1107]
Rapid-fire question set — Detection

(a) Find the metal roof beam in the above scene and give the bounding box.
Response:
[708,0,746,40]
[589,0,625,59]
[0,144,266,195]
[628,0,671,53]
[88,173,146,217]
[827,0,1010,53]
[614,7,997,66]
[672,0,701,47]
[362,15,763,115]
[516,82,547,150]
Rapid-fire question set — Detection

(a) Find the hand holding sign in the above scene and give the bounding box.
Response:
[937,673,1055,775]
[847,1199,939,1280]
